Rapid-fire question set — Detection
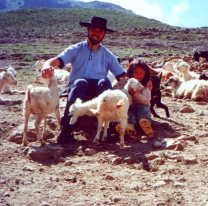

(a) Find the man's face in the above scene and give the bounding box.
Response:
[88,26,106,45]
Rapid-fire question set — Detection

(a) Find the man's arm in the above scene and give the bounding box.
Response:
[41,58,61,78]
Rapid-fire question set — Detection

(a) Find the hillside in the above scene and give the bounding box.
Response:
[0,0,134,14]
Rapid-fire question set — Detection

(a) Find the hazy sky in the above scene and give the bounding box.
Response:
[79,0,207,28]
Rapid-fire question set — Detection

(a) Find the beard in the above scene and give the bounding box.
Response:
[88,32,105,46]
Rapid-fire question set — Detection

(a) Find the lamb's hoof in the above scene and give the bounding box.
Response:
[40,140,46,146]
[101,137,107,142]
[120,143,125,149]
[93,140,99,145]
[22,141,28,147]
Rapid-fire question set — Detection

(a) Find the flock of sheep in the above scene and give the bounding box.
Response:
[0,51,208,149]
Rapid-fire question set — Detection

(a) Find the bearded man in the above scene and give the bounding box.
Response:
[41,16,126,144]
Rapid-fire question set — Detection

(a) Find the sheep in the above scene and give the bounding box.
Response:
[69,89,129,149]
[162,59,184,76]
[176,61,200,81]
[32,60,70,82]
[23,68,61,146]
[2,66,25,94]
[0,68,18,103]
[164,76,208,101]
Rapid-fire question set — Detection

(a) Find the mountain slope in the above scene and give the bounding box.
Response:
[0,0,134,15]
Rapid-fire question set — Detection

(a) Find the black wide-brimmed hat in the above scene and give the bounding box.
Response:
[79,16,116,32]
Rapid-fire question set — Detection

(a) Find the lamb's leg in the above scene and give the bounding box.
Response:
[54,106,61,129]
[119,118,127,149]
[42,116,47,140]
[101,121,109,142]
[93,118,104,145]
[35,116,45,145]
[22,110,30,146]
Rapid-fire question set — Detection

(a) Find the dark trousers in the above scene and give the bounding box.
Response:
[64,77,112,117]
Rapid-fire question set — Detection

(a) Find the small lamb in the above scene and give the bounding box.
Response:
[23,69,61,146]
[122,77,144,104]
[0,68,17,103]
[69,89,129,149]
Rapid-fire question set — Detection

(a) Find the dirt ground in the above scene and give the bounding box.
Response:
[1,54,208,206]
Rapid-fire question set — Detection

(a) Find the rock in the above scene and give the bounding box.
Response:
[85,148,96,156]
[153,181,166,188]
[124,157,133,164]
[9,122,55,144]
[166,140,185,151]
[178,135,196,141]
[154,141,163,148]
[112,157,122,164]
[145,154,159,160]
[180,106,194,113]
[164,151,183,160]
[174,182,185,187]
[27,144,64,162]
[184,157,197,164]
[105,175,115,180]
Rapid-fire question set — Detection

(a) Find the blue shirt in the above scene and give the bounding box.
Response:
[57,40,126,85]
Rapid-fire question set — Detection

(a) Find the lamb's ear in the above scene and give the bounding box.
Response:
[75,98,82,104]
[70,115,78,125]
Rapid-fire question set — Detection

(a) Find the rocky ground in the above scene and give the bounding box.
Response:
[1,30,208,206]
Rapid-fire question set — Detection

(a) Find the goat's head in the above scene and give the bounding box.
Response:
[32,59,45,71]
[125,78,143,92]
[7,66,19,78]
[69,98,82,125]
[164,76,181,88]
[1,71,17,85]
[177,62,190,73]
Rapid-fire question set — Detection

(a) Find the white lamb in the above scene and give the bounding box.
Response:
[163,59,183,76]
[177,61,200,81]
[69,89,129,149]
[32,60,70,82]
[2,66,25,94]
[0,68,17,103]
[164,76,208,101]
[23,70,61,146]
[122,77,144,104]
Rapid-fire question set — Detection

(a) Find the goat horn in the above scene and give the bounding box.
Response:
[193,46,199,52]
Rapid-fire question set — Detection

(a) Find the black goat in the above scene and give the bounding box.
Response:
[194,50,208,62]
[150,73,170,118]
[199,69,208,80]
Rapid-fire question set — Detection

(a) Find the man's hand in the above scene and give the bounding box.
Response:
[41,67,54,79]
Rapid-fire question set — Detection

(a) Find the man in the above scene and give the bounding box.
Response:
[41,16,126,144]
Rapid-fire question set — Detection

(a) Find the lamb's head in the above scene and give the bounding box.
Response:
[7,66,19,78]
[69,98,82,125]
[35,67,55,86]
[177,62,190,73]
[32,60,45,71]
[0,69,17,86]
[164,76,181,88]
[125,78,144,92]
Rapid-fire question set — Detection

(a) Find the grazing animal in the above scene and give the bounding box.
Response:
[193,48,208,62]
[150,73,170,118]
[0,68,18,103]
[122,77,144,104]
[164,76,208,101]
[69,89,129,149]
[1,66,25,95]
[177,61,200,81]
[23,69,61,146]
